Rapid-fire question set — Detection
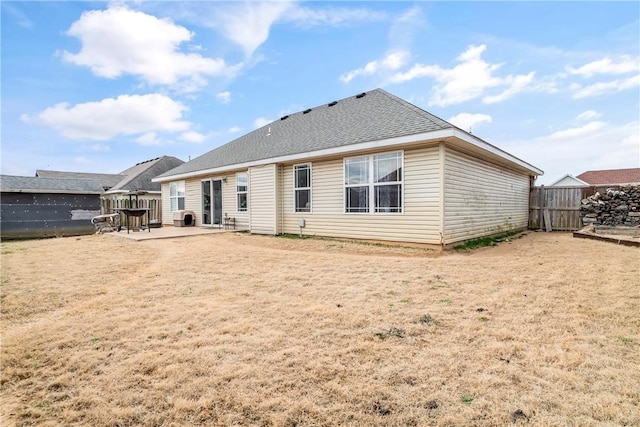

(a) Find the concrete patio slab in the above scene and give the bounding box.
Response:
[107,225,229,241]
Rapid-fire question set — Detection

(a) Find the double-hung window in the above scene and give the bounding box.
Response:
[169,181,185,211]
[236,173,248,212]
[345,152,402,213]
[294,164,311,212]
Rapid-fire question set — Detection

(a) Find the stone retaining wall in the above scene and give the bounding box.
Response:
[580,185,640,227]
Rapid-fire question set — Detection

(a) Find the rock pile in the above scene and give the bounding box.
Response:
[580,185,640,226]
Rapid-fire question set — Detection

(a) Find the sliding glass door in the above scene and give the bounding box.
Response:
[201,179,222,226]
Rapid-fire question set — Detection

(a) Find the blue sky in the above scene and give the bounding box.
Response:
[2,1,638,184]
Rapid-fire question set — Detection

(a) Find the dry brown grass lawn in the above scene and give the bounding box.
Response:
[1,231,638,426]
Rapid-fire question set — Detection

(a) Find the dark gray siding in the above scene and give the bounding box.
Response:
[1,192,101,239]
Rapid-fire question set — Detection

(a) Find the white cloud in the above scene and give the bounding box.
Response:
[228,126,242,134]
[33,94,192,141]
[576,110,601,121]
[217,91,231,104]
[62,5,234,92]
[213,2,294,57]
[567,55,639,77]
[545,121,607,141]
[162,2,386,59]
[571,74,640,99]
[511,120,639,185]
[482,72,535,104]
[136,132,162,146]
[254,117,272,129]
[388,6,424,49]
[179,131,207,143]
[284,5,387,28]
[2,3,34,29]
[339,6,420,84]
[340,51,409,83]
[448,113,492,132]
[390,44,536,107]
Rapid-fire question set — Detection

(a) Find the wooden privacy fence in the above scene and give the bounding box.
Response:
[529,186,596,231]
[100,198,161,229]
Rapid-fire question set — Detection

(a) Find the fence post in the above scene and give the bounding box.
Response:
[538,185,545,231]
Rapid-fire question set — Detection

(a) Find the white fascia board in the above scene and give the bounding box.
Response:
[451,129,543,176]
[153,128,542,182]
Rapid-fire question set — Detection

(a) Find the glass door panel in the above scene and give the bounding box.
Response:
[212,180,222,226]
[202,181,211,225]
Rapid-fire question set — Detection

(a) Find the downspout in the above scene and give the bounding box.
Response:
[439,142,446,247]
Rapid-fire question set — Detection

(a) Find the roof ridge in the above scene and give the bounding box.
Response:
[373,88,452,129]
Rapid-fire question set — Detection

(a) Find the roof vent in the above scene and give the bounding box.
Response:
[328,101,338,107]
[303,108,312,114]
[356,92,366,98]
[280,115,289,121]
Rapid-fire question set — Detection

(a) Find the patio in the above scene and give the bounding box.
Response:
[107,225,229,241]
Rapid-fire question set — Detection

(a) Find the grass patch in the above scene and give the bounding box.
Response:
[1,245,26,255]
[453,230,525,251]
[418,314,435,325]
[439,298,452,304]
[615,335,635,345]
[460,395,474,404]
[374,327,405,340]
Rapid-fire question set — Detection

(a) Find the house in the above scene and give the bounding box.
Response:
[36,156,184,201]
[576,168,640,186]
[35,170,123,191]
[36,156,184,223]
[0,175,104,239]
[153,89,543,247]
[548,174,589,187]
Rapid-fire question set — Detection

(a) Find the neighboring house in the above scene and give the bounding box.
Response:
[0,175,103,239]
[35,170,123,191]
[153,89,542,247]
[36,156,184,201]
[548,174,589,187]
[576,168,640,186]
[37,156,184,223]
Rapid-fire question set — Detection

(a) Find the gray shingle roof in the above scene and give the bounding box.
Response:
[1,175,104,193]
[107,156,184,192]
[35,170,123,190]
[156,88,453,179]
[35,156,184,193]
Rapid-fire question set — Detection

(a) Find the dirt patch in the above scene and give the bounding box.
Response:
[1,232,639,426]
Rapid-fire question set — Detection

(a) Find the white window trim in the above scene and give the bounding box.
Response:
[169,180,185,212]
[236,172,248,212]
[293,163,312,213]
[343,151,404,214]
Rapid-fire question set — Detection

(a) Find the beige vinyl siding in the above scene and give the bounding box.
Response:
[184,179,201,224]
[443,147,530,244]
[159,180,198,224]
[249,164,278,234]
[227,173,249,230]
[161,176,249,229]
[276,165,285,234]
[280,146,441,244]
[160,183,172,225]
